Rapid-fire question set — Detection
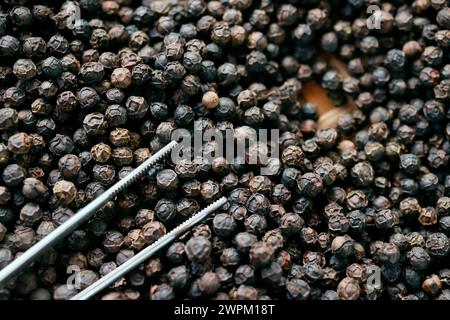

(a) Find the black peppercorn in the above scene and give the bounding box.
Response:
[244,214,267,236]
[351,161,374,186]
[185,236,211,263]
[279,213,304,237]
[2,164,27,187]
[286,278,310,300]
[53,180,77,205]
[153,198,175,222]
[247,241,273,268]
[211,213,235,238]
[200,180,221,203]
[168,265,190,291]
[83,113,107,135]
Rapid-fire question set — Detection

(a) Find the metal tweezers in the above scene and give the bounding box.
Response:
[0,140,228,300]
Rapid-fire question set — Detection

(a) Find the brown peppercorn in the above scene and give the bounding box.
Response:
[91,143,112,163]
[211,21,231,45]
[422,274,442,296]
[418,207,438,226]
[39,267,57,286]
[142,221,166,244]
[109,128,131,147]
[402,40,423,58]
[53,180,77,205]
[230,25,246,47]
[331,235,355,257]
[102,1,120,15]
[247,31,268,51]
[97,80,112,94]
[156,169,179,191]
[133,148,150,165]
[124,229,146,250]
[31,98,53,116]
[7,132,31,154]
[337,277,360,300]
[399,197,421,219]
[111,67,132,88]
[281,145,304,167]
[202,91,219,109]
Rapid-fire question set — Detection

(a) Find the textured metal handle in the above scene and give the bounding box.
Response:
[71,196,228,300]
[0,141,179,287]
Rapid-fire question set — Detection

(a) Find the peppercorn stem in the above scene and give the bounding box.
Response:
[71,196,227,300]
[0,141,179,287]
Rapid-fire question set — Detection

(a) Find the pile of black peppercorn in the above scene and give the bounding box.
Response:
[0,0,450,301]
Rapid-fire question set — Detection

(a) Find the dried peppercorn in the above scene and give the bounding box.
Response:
[286,278,310,300]
[7,132,31,155]
[53,180,77,205]
[111,67,132,89]
[83,113,107,136]
[337,277,360,300]
[185,236,212,263]
[297,173,324,197]
[1,0,450,301]
[168,265,190,291]
[248,241,274,268]
[58,154,81,179]
[2,164,27,187]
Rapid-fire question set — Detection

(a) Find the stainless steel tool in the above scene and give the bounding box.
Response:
[72,196,227,300]
[0,140,179,287]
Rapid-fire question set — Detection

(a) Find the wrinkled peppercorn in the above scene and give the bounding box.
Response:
[0,0,449,302]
